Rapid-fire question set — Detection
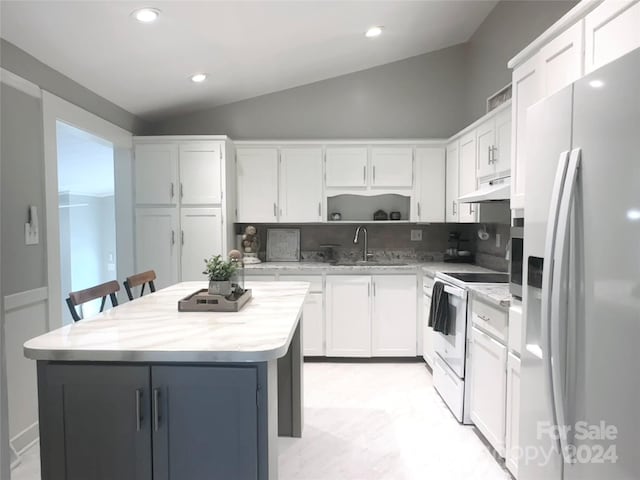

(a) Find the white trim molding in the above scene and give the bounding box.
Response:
[0,68,41,99]
[4,287,48,313]
[42,91,133,329]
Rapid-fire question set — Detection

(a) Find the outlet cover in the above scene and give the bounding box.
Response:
[411,229,423,241]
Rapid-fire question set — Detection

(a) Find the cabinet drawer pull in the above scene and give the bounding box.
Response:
[135,389,142,432]
[153,388,160,432]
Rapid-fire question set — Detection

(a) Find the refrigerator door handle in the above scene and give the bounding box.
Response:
[541,150,570,456]
[550,148,581,465]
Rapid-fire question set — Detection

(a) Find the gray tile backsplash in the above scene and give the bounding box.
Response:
[235,222,510,272]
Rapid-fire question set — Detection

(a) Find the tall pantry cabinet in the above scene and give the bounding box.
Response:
[133,136,236,288]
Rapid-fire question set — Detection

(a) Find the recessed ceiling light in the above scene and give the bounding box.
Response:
[190,73,207,83]
[132,8,160,23]
[589,79,605,88]
[365,26,383,38]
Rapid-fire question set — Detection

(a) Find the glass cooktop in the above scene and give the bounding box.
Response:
[442,272,510,283]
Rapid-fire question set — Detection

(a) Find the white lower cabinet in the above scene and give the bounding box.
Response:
[302,293,324,356]
[469,325,507,458]
[180,208,223,281]
[135,208,179,289]
[326,276,372,357]
[422,294,434,367]
[506,352,521,478]
[372,275,417,356]
[280,274,324,357]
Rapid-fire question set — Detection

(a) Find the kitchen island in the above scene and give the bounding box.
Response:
[24,281,309,480]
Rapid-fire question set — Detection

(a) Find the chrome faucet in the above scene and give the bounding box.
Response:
[353,226,373,261]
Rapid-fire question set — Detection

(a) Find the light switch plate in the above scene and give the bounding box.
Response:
[25,223,39,245]
[411,229,423,241]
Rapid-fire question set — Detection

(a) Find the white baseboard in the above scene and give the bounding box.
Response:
[11,421,38,457]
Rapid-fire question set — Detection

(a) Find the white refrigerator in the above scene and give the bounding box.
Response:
[520,48,640,480]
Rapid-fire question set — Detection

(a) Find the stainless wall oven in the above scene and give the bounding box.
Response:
[510,220,524,298]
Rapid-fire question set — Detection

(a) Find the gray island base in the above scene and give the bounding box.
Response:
[24,281,308,480]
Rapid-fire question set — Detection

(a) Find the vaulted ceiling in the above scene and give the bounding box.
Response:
[1,1,497,121]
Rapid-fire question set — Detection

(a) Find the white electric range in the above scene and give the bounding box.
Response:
[431,271,509,424]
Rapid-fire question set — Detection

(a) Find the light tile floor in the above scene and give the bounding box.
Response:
[12,362,511,480]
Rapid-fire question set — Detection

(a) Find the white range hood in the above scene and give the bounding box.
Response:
[458,176,510,203]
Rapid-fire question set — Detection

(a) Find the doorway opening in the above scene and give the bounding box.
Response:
[56,121,117,323]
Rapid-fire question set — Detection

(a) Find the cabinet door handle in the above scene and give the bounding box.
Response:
[373,281,376,297]
[170,182,174,199]
[180,183,184,198]
[492,146,498,163]
[318,202,321,217]
[153,388,160,432]
[368,283,371,297]
[363,166,366,183]
[452,201,457,215]
[417,202,421,218]
[469,205,474,215]
[171,230,175,246]
[273,203,277,217]
[181,230,184,246]
[373,165,376,183]
[135,389,142,432]
[488,146,492,164]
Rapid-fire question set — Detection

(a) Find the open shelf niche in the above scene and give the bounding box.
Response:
[326,193,411,223]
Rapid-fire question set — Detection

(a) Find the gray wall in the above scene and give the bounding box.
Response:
[1,39,147,134]
[0,83,47,295]
[146,44,469,139]
[148,0,576,138]
[464,0,578,123]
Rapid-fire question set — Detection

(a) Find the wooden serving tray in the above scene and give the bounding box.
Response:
[178,289,252,312]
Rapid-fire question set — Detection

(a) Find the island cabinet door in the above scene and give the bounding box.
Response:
[37,363,152,480]
[151,365,259,480]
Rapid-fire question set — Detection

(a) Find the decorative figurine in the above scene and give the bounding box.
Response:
[242,225,261,264]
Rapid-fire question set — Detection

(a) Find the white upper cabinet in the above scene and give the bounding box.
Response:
[371,275,417,356]
[179,142,222,205]
[445,141,460,223]
[585,0,640,73]
[135,208,179,288]
[370,147,413,188]
[458,131,478,223]
[415,147,445,222]
[180,208,223,281]
[539,21,584,97]
[279,147,323,222]
[476,118,496,180]
[236,148,279,223]
[134,144,179,205]
[511,54,542,211]
[325,147,368,188]
[494,108,512,175]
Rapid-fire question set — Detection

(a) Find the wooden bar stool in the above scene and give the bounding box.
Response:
[123,270,157,301]
[66,280,120,322]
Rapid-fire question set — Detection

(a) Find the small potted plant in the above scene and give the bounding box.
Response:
[203,254,238,296]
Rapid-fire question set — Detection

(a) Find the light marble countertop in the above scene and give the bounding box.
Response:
[24,281,309,363]
[244,261,501,276]
[468,285,512,308]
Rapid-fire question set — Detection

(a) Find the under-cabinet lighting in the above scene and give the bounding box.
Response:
[132,8,160,23]
[365,26,383,38]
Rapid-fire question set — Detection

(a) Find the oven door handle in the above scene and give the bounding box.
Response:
[444,285,466,299]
